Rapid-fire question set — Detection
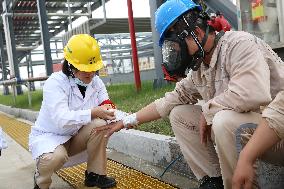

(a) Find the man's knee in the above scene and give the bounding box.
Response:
[169,105,201,130]
[169,106,184,124]
[212,110,237,134]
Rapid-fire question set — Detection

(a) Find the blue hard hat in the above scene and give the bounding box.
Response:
[155,0,201,46]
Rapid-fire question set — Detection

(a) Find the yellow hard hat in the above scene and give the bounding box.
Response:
[63,34,103,72]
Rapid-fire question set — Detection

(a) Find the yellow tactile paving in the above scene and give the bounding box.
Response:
[0,113,178,189]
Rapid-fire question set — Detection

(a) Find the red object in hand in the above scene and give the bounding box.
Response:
[99,99,116,109]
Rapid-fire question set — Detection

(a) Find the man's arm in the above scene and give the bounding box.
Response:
[232,119,280,189]
[155,74,202,118]
[136,102,161,123]
[94,74,202,137]
[233,91,284,189]
[239,119,280,165]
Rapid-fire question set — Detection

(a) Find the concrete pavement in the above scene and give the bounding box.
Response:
[0,133,72,189]
[0,111,198,189]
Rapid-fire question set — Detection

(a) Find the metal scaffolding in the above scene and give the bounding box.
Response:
[0,0,115,95]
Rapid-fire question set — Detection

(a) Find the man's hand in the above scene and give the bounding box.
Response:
[91,106,115,120]
[199,113,211,145]
[232,155,255,189]
[91,121,124,138]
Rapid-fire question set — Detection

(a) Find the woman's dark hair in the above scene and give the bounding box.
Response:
[62,59,78,77]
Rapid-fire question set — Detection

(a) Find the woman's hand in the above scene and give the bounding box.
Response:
[91,121,124,137]
[232,154,255,189]
[91,106,115,120]
[199,113,211,145]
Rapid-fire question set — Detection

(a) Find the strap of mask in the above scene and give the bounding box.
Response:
[204,30,225,56]
[214,30,225,46]
[200,25,209,47]
[192,25,209,59]
[201,26,225,55]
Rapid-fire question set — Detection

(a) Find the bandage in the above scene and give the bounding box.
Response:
[106,109,128,124]
[122,113,139,128]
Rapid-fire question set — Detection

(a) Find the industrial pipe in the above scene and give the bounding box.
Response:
[4,12,90,17]
[4,46,38,51]
[0,76,48,85]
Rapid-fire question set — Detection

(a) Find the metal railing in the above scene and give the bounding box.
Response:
[0,77,48,108]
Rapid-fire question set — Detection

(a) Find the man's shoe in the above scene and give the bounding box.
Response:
[34,184,40,189]
[34,171,40,189]
[199,176,224,189]
[84,170,117,188]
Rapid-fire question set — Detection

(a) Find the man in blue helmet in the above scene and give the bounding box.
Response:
[93,0,284,188]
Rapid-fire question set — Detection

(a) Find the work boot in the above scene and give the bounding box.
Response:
[84,170,116,188]
[199,175,224,189]
[34,184,40,189]
[33,171,48,189]
[34,171,40,189]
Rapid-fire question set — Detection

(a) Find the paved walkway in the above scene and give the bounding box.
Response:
[0,134,72,189]
[0,113,197,189]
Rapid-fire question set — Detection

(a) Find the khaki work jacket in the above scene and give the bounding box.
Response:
[263,91,284,139]
[155,31,284,124]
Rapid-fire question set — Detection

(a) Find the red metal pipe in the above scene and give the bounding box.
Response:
[127,0,141,92]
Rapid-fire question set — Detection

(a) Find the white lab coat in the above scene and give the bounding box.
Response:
[0,128,8,151]
[29,71,109,167]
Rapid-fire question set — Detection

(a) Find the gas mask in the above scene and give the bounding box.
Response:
[161,32,192,81]
[176,15,208,71]
[171,11,212,72]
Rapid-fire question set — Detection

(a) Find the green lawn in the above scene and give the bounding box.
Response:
[0,81,176,136]
[0,90,43,111]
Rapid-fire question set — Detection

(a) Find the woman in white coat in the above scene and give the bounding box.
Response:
[0,127,8,156]
[29,34,117,189]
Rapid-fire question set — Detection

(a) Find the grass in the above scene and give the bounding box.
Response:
[0,81,176,136]
[0,90,43,111]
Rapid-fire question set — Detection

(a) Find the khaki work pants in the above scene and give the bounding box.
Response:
[169,104,262,189]
[35,119,108,189]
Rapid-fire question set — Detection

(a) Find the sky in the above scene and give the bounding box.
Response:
[93,0,150,18]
